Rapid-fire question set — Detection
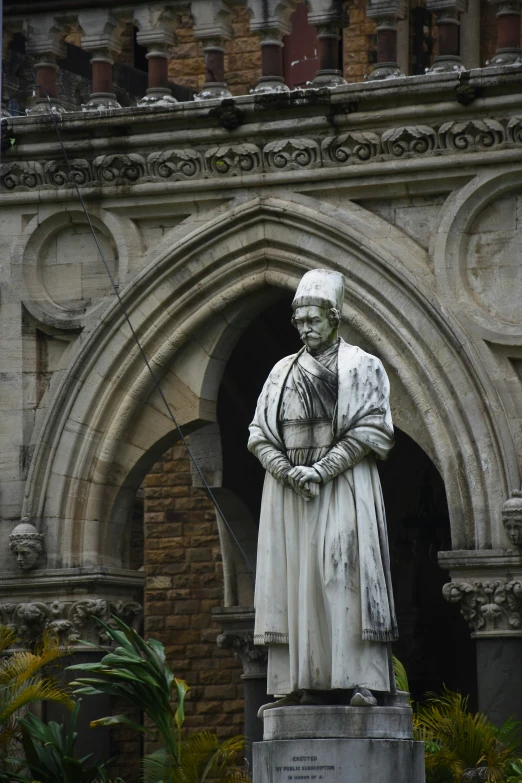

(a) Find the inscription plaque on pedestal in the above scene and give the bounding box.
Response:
[254,736,425,783]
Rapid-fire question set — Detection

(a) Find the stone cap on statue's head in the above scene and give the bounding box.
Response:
[292,269,345,313]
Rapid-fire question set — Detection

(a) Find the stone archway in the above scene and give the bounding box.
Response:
[22,195,514,572]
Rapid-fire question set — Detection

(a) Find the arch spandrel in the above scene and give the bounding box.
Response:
[22,196,515,570]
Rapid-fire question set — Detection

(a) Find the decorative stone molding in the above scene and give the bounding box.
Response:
[3,114,522,192]
[443,580,522,637]
[0,598,142,647]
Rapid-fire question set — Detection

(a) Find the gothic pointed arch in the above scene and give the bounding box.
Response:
[23,196,515,570]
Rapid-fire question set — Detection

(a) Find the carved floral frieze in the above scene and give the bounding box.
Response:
[0,599,142,647]
[443,580,522,636]
[2,116,522,192]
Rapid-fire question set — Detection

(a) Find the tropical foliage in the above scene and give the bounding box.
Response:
[0,625,74,760]
[416,688,522,783]
[394,656,522,783]
[1,700,123,783]
[68,617,250,783]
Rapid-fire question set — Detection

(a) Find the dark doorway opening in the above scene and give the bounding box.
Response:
[217,294,476,704]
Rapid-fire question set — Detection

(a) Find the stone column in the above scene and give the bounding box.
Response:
[426,0,468,72]
[440,547,522,726]
[78,10,123,111]
[214,606,269,766]
[24,15,66,115]
[133,5,178,107]
[191,0,233,100]
[307,0,348,88]
[366,1,407,80]
[487,0,522,66]
[247,0,297,93]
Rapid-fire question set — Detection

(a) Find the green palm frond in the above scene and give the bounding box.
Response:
[0,627,18,656]
[69,617,252,783]
[392,655,409,693]
[0,677,74,725]
[415,688,522,783]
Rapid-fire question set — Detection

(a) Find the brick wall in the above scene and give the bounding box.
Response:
[143,444,244,741]
[167,6,262,96]
[343,0,377,82]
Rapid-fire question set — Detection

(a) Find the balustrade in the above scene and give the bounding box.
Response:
[1,0,521,116]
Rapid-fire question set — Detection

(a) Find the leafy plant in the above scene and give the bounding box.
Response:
[0,625,74,759]
[415,688,522,783]
[1,700,123,783]
[68,617,250,783]
[392,654,409,693]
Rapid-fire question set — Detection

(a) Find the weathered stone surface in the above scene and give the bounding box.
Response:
[253,737,425,783]
[263,705,413,741]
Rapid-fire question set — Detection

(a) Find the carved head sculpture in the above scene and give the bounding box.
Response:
[291,269,344,352]
[9,519,44,570]
[502,489,522,548]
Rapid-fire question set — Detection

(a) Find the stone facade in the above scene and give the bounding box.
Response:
[2,0,522,771]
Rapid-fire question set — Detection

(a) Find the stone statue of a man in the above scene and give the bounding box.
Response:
[249,269,398,705]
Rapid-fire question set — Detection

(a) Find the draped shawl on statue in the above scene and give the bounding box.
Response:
[249,339,398,647]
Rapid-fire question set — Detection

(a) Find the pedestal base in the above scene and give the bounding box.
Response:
[254,737,425,783]
[253,705,425,783]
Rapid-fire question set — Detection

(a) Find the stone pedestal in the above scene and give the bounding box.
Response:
[254,705,425,783]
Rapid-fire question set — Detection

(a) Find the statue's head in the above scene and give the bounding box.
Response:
[9,519,44,570]
[502,490,522,547]
[292,269,344,352]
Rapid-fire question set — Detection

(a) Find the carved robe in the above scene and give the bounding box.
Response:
[248,338,397,694]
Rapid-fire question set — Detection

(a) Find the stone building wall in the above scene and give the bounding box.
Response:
[143,444,244,738]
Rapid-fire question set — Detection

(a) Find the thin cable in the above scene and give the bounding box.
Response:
[10,85,255,575]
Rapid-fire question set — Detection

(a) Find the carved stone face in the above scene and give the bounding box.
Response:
[12,544,40,570]
[293,305,337,352]
[503,516,522,547]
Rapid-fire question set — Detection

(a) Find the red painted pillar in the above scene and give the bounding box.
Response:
[487,0,522,65]
[366,15,405,80]
[195,41,232,101]
[426,0,466,73]
[251,30,289,94]
[312,23,347,87]
[138,45,177,107]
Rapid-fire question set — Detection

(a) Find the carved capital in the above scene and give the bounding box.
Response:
[366,0,407,22]
[443,580,522,637]
[23,14,67,60]
[487,0,521,13]
[133,5,177,50]
[191,0,234,42]
[0,599,142,648]
[217,630,268,677]
[78,10,124,57]
[246,0,297,37]
[425,0,468,15]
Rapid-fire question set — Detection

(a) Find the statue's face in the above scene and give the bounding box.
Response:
[293,305,336,352]
[504,516,522,547]
[13,544,39,570]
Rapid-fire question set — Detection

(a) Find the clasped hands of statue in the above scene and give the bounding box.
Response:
[286,465,322,500]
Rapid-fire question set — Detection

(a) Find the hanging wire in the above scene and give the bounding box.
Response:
[2,86,255,575]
